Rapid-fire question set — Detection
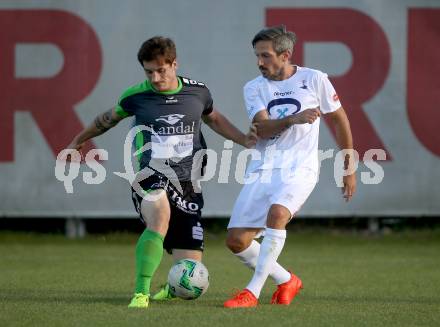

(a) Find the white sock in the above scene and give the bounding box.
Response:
[234,240,291,285]
[245,228,287,298]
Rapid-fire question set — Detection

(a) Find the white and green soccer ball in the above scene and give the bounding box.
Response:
[168,259,209,300]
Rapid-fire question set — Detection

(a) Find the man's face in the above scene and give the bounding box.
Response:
[254,40,290,81]
[142,58,178,92]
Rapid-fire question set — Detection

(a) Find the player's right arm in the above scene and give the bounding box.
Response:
[66,107,125,152]
[244,79,320,139]
[252,108,320,139]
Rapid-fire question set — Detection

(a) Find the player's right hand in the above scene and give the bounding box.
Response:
[293,108,321,124]
[60,139,84,162]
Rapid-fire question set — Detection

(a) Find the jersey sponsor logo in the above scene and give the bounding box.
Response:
[300,80,308,89]
[149,121,195,135]
[156,114,185,125]
[274,90,294,97]
[150,181,167,189]
[151,134,194,158]
[181,77,205,86]
[192,222,203,240]
[267,98,301,117]
[167,184,200,213]
[333,93,339,101]
[165,96,178,104]
[277,108,289,118]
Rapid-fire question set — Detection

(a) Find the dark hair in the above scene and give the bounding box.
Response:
[252,25,297,55]
[137,36,177,65]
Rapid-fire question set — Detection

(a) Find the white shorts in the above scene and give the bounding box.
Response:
[228,167,318,229]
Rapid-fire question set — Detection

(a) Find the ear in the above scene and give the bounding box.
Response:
[173,59,178,70]
[282,49,292,62]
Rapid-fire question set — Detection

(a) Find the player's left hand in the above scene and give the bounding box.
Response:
[342,173,356,202]
[244,124,258,148]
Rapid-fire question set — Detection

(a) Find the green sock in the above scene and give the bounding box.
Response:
[134,229,164,295]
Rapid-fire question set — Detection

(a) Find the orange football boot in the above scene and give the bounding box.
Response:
[271,272,303,305]
[224,289,258,308]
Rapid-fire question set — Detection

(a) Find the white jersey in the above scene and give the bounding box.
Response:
[244,65,342,174]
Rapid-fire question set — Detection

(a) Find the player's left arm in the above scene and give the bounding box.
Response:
[202,109,257,148]
[326,107,357,202]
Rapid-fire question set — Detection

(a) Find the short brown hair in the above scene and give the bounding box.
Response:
[252,25,296,55]
[137,36,177,65]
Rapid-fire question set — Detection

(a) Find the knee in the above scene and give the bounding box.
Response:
[140,191,170,234]
[225,234,249,253]
[267,205,291,229]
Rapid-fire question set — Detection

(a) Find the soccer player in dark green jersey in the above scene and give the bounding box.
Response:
[66,36,256,309]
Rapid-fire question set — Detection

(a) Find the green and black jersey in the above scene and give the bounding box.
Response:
[115,76,213,181]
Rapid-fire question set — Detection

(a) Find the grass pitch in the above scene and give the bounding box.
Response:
[1,229,439,327]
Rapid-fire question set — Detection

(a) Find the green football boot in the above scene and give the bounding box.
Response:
[151,284,177,301]
[128,293,149,308]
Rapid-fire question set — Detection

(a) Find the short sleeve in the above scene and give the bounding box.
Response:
[244,81,266,121]
[318,73,342,114]
[115,104,131,118]
[202,88,214,116]
[114,82,151,118]
[115,96,134,118]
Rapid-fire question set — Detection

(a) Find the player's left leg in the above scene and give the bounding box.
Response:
[267,167,317,305]
[244,204,291,299]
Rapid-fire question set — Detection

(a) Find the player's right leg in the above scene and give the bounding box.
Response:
[128,177,171,309]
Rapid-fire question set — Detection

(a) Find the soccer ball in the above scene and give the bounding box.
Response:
[168,259,209,300]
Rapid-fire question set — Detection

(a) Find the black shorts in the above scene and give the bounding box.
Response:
[131,174,204,254]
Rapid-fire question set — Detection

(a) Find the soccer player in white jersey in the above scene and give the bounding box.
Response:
[224,25,356,308]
